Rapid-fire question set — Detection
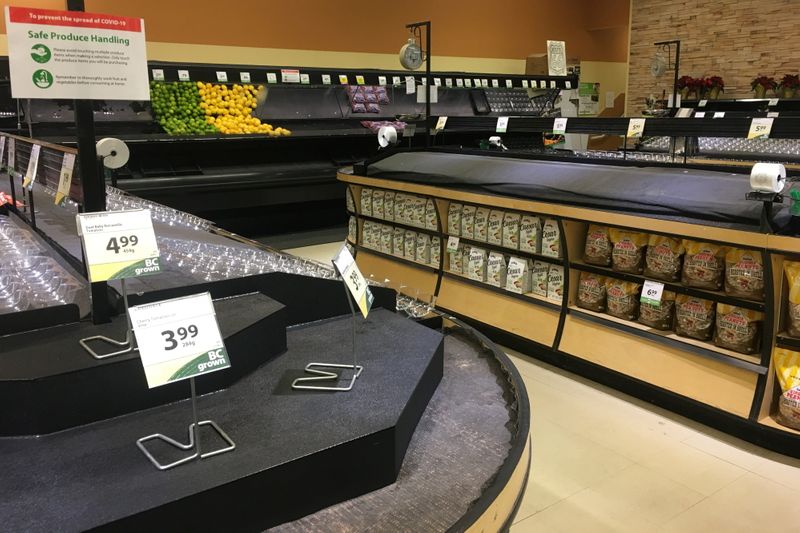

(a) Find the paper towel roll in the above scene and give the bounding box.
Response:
[96,137,129,169]
[750,162,786,193]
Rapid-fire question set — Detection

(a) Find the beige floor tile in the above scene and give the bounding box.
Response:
[511,491,640,533]
[663,472,800,533]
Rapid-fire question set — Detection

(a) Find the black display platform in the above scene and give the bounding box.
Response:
[0,292,287,436]
[0,309,444,532]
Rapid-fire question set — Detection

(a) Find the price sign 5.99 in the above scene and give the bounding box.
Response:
[129,292,229,388]
[76,209,161,282]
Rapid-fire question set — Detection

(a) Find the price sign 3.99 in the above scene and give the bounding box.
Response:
[129,292,229,388]
[76,209,161,282]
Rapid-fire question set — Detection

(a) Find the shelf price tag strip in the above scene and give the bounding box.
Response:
[54,152,76,206]
[132,292,235,470]
[553,117,568,135]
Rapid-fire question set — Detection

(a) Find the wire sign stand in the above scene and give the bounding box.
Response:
[80,278,137,359]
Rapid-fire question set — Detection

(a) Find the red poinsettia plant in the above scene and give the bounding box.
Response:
[751,75,777,91]
[779,74,800,90]
[707,76,724,90]
[676,75,695,90]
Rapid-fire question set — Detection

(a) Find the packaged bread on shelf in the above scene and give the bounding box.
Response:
[383,191,395,221]
[461,204,476,239]
[487,252,507,287]
[449,242,464,274]
[519,215,541,253]
[393,227,405,257]
[714,304,763,354]
[430,236,441,267]
[360,188,373,216]
[346,187,355,213]
[380,224,393,254]
[541,218,560,258]
[348,216,358,243]
[577,272,607,312]
[547,265,565,303]
[605,279,642,321]
[638,290,676,330]
[448,203,462,236]
[404,230,417,261]
[505,256,531,294]
[394,193,408,223]
[725,248,764,301]
[531,260,549,297]
[682,240,725,290]
[774,348,800,430]
[784,261,800,337]
[488,210,504,245]
[644,235,684,281]
[372,189,385,219]
[425,199,438,231]
[675,295,715,340]
[610,228,648,274]
[416,233,431,264]
[583,224,612,266]
[474,207,490,242]
[412,196,427,228]
[502,212,521,250]
[467,247,488,282]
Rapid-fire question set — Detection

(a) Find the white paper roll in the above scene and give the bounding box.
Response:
[750,162,786,193]
[96,137,130,169]
[377,125,398,148]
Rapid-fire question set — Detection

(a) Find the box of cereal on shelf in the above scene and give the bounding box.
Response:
[487,251,507,287]
[505,256,531,294]
[541,218,561,258]
[404,230,417,261]
[448,203,462,236]
[348,216,358,243]
[450,242,464,274]
[425,199,438,231]
[474,207,490,242]
[346,187,355,212]
[468,247,488,282]
[430,236,441,267]
[547,264,564,302]
[393,227,405,257]
[394,193,407,223]
[360,188,373,216]
[380,225,393,254]
[502,212,521,249]
[461,204,476,239]
[531,260,549,296]
[383,191,395,221]
[372,190,385,219]
[488,210,504,245]
[519,214,541,253]
[416,233,431,264]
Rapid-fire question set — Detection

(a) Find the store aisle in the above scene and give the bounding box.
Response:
[285,243,800,532]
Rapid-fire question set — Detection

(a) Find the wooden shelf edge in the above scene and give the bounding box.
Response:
[758,415,800,436]
[355,246,440,274]
[776,334,800,351]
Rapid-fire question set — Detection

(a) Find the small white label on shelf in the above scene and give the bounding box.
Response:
[553,117,568,134]
[332,245,373,318]
[748,117,774,140]
[151,69,164,81]
[239,71,251,83]
[695,111,706,117]
[435,116,448,131]
[713,111,725,118]
[300,73,310,84]
[506,79,513,88]
[22,143,40,190]
[698,99,708,107]
[416,85,438,103]
[456,78,464,87]
[130,292,229,389]
[392,75,401,85]
[496,116,509,133]
[473,78,481,87]
[769,98,779,106]
[356,75,365,85]
[420,77,427,85]
[481,79,489,88]
[550,80,557,89]
[267,72,278,84]
[565,80,572,89]
[215,71,228,83]
[768,111,780,118]
[465,79,472,88]
[406,76,415,95]
[378,76,387,86]
[446,78,453,87]
[55,152,76,206]
[447,235,460,252]
[281,69,300,83]
[339,74,349,84]
[178,69,190,82]
[434,78,441,86]
[321,74,331,85]
[522,80,529,88]
[492,79,499,88]
[640,280,664,306]
[626,118,646,138]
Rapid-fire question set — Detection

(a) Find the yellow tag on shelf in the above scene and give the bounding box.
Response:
[626,118,646,138]
[748,117,774,140]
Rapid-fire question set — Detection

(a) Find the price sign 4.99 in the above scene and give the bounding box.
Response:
[76,209,161,282]
[129,292,229,388]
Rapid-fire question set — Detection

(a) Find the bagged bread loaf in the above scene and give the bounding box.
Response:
[644,235,684,281]
[714,304,763,354]
[577,272,607,312]
[583,224,612,266]
[487,210,504,245]
[605,279,641,320]
[682,240,725,290]
[531,261,549,296]
[519,215,541,253]
[474,207,490,242]
[461,205,476,239]
[675,295,715,340]
[638,290,676,330]
[372,189,385,219]
[447,203,462,236]
[784,261,800,337]
[725,248,764,301]
[610,229,648,274]
[502,212,521,249]
[774,348,800,430]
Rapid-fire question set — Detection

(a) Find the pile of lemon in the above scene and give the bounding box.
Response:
[196,82,291,136]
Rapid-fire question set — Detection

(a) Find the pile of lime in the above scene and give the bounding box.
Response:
[150,81,218,135]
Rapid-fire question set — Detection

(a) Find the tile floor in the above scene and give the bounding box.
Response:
[287,242,800,533]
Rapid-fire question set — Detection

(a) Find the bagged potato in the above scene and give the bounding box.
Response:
[638,290,676,330]
[541,218,560,258]
[402,195,416,225]
[461,244,472,276]
[416,233,431,264]
[531,261,549,297]
[610,228,648,274]
[448,203,462,236]
[467,247,488,282]
[412,196,427,228]
[644,235,684,281]
[714,304,763,354]
[577,272,607,312]
[605,279,641,320]
[675,295,715,340]
[784,261,800,337]
[774,348,800,430]
[547,265,564,302]
[362,221,375,248]
[487,252,507,288]
[725,248,764,301]
[449,242,464,274]
[430,236,441,267]
[425,199,438,230]
[502,212,521,250]
[488,210,504,245]
[383,191,395,221]
[519,215,541,253]
[474,207,490,242]
[360,188,373,216]
[779,388,800,431]
[404,230,417,261]
[346,187,355,212]
[682,240,725,290]
[461,204,476,239]
[392,227,405,257]
[505,256,531,294]
[348,216,358,243]
[583,224,612,266]
[372,189,385,219]
[380,224,393,254]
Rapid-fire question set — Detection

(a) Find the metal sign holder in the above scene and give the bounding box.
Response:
[292,264,363,392]
[79,278,137,359]
[137,376,236,471]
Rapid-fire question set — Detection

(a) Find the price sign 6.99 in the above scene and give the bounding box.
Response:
[76,209,161,282]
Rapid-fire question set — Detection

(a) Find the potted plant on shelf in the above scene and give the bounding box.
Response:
[676,76,695,100]
[778,74,800,99]
[751,76,777,99]
[706,76,724,99]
